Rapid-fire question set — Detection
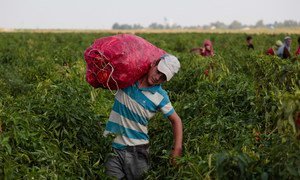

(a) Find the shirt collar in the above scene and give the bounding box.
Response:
[135,81,161,94]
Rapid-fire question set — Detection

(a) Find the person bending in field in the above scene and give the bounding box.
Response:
[246,35,254,50]
[103,54,183,179]
[295,37,300,57]
[277,36,292,59]
[190,39,214,57]
[266,40,283,56]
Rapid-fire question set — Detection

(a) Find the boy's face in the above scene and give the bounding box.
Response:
[146,64,167,86]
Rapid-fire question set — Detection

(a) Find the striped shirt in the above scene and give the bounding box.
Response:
[103,81,174,149]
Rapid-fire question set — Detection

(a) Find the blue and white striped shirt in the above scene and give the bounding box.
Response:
[103,81,174,149]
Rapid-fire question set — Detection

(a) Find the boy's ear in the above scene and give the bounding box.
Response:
[151,60,158,67]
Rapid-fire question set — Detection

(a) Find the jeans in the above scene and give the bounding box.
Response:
[105,144,150,180]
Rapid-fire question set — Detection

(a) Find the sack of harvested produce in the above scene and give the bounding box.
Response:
[84,34,166,90]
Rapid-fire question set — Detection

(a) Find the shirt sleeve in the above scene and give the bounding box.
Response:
[158,94,175,118]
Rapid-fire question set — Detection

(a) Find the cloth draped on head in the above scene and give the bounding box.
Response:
[274,40,283,50]
[283,36,291,49]
[202,39,214,56]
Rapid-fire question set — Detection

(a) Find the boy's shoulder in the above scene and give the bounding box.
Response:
[154,86,171,102]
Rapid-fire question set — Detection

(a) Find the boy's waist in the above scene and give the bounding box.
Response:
[114,143,149,152]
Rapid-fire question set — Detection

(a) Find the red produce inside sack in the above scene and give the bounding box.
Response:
[84,34,166,89]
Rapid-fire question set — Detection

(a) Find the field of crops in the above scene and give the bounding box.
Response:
[0,32,300,179]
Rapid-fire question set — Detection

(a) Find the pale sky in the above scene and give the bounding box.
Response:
[1,0,299,29]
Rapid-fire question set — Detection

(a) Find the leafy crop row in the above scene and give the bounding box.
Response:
[0,32,299,179]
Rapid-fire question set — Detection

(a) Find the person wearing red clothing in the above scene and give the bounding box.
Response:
[190,39,214,57]
[295,37,300,56]
[266,48,275,55]
[266,40,283,55]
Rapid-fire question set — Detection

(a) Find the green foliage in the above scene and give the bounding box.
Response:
[0,32,299,179]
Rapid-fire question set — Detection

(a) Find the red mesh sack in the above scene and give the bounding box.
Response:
[84,34,166,90]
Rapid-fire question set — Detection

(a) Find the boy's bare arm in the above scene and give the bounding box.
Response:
[168,111,183,158]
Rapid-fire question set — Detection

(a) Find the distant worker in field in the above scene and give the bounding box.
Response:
[277,36,292,59]
[190,39,214,57]
[104,54,183,179]
[246,35,254,50]
[295,37,300,56]
[266,40,283,55]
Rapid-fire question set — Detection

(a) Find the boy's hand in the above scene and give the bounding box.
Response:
[172,147,182,157]
[167,112,183,166]
[170,147,182,166]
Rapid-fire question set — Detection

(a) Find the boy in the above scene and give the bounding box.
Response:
[246,36,254,50]
[104,54,183,179]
